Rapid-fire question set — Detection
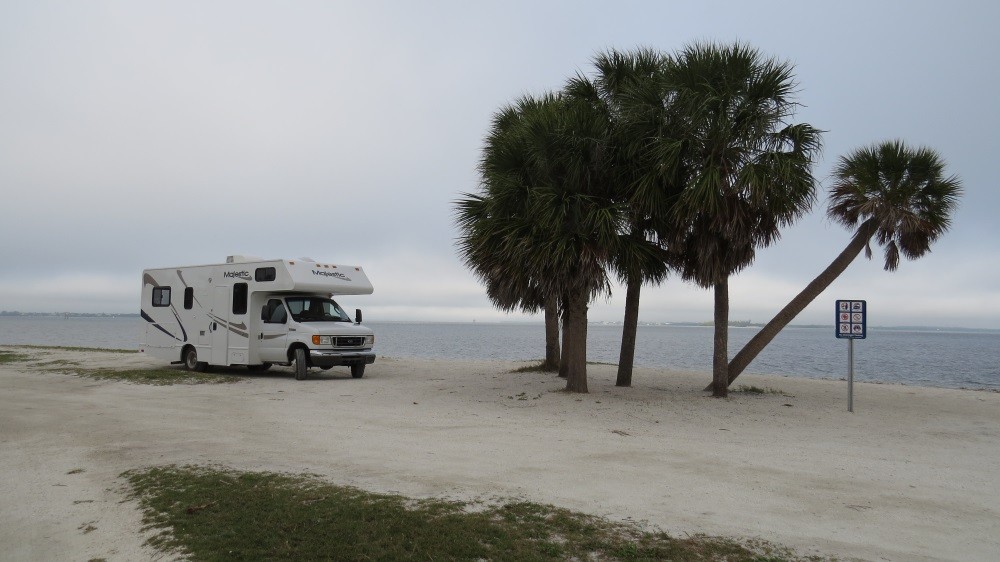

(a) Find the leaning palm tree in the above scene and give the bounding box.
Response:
[726,140,962,385]
[665,42,822,397]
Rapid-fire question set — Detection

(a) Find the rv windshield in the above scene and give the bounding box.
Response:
[285,297,352,323]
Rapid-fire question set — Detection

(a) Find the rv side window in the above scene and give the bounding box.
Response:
[255,267,276,282]
[152,287,171,307]
[262,299,287,324]
[232,283,248,315]
[183,287,194,310]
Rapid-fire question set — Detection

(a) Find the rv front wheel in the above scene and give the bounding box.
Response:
[293,348,308,381]
[351,364,365,379]
[184,348,207,372]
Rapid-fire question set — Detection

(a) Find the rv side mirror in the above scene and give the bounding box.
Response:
[355,309,362,324]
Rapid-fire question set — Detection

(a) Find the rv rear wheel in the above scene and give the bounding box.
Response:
[293,348,308,381]
[351,364,365,379]
[184,348,207,372]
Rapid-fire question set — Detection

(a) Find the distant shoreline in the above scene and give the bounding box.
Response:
[0,312,140,318]
[2,312,997,333]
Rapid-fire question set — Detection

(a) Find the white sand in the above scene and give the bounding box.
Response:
[1,346,998,561]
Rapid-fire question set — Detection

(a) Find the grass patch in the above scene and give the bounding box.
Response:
[511,361,559,374]
[0,350,31,364]
[123,465,825,562]
[734,385,793,397]
[55,367,245,386]
[16,344,138,354]
[35,359,82,367]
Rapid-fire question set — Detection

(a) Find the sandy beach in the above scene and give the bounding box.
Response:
[1,346,998,561]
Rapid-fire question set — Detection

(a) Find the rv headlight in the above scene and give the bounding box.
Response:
[312,335,332,345]
[365,335,375,346]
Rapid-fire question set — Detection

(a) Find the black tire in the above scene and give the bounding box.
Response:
[246,363,272,372]
[293,348,308,381]
[184,347,207,372]
[351,364,365,379]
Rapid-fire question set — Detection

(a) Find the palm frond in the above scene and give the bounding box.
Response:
[829,140,962,271]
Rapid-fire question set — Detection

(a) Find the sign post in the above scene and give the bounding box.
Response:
[836,300,867,413]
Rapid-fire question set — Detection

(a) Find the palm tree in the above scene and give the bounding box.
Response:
[566,48,681,387]
[456,93,624,392]
[726,140,962,385]
[665,42,822,397]
[455,97,562,372]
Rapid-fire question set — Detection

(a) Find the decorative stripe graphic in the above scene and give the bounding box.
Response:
[171,307,188,342]
[207,313,249,339]
[141,309,183,342]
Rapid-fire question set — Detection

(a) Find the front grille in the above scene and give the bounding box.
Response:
[334,336,365,347]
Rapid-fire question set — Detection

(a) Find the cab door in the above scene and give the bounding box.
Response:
[258,298,288,363]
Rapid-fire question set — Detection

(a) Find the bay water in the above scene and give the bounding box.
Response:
[1,316,997,390]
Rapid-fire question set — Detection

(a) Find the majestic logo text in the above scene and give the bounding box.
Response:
[224,270,252,280]
[312,270,350,281]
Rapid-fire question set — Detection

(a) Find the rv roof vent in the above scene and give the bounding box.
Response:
[226,255,262,264]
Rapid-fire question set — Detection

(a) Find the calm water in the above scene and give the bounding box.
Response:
[1,316,998,390]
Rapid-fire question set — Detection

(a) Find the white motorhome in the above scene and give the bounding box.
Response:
[140,256,376,380]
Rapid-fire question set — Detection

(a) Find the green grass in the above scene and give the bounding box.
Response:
[1,345,243,385]
[0,350,31,364]
[511,361,559,374]
[123,465,826,562]
[57,367,245,386]
[734,385,793,397]
[35,359,82,367]
[16,344,138,353]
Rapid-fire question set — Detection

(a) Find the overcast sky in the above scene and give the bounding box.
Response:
[1,1,997,328]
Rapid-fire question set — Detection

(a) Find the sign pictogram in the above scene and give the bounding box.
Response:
[836,300,866,339]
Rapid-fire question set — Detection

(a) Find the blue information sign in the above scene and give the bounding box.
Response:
[835,300,866,339]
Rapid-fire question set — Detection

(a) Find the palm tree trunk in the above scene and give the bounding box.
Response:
[615,275,641,387]
[559,294,570,379]
[712,278,729,397]
[726,219,877,387]
[543,294,560,371]
[563,287,589,393]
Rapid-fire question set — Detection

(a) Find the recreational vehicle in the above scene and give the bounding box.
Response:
[140,256,376,380]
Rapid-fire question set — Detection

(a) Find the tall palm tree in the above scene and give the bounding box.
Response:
[665,42,822,397]
[566,48,681,387]
[567,48,696,386]
[726,140,962,385]
[456,93,624,392]
[456,96,562,371]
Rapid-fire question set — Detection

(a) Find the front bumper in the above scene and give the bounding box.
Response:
[308,349,376,367]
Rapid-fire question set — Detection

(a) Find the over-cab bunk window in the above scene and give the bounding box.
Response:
[152,287,171,307]
[232,283,248,315]
[255,267,276,282]
[183,287,194,310]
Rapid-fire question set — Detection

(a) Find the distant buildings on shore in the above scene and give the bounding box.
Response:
[0,311,138,318]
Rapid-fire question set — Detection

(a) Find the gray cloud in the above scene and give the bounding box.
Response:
[1,1,997,328]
